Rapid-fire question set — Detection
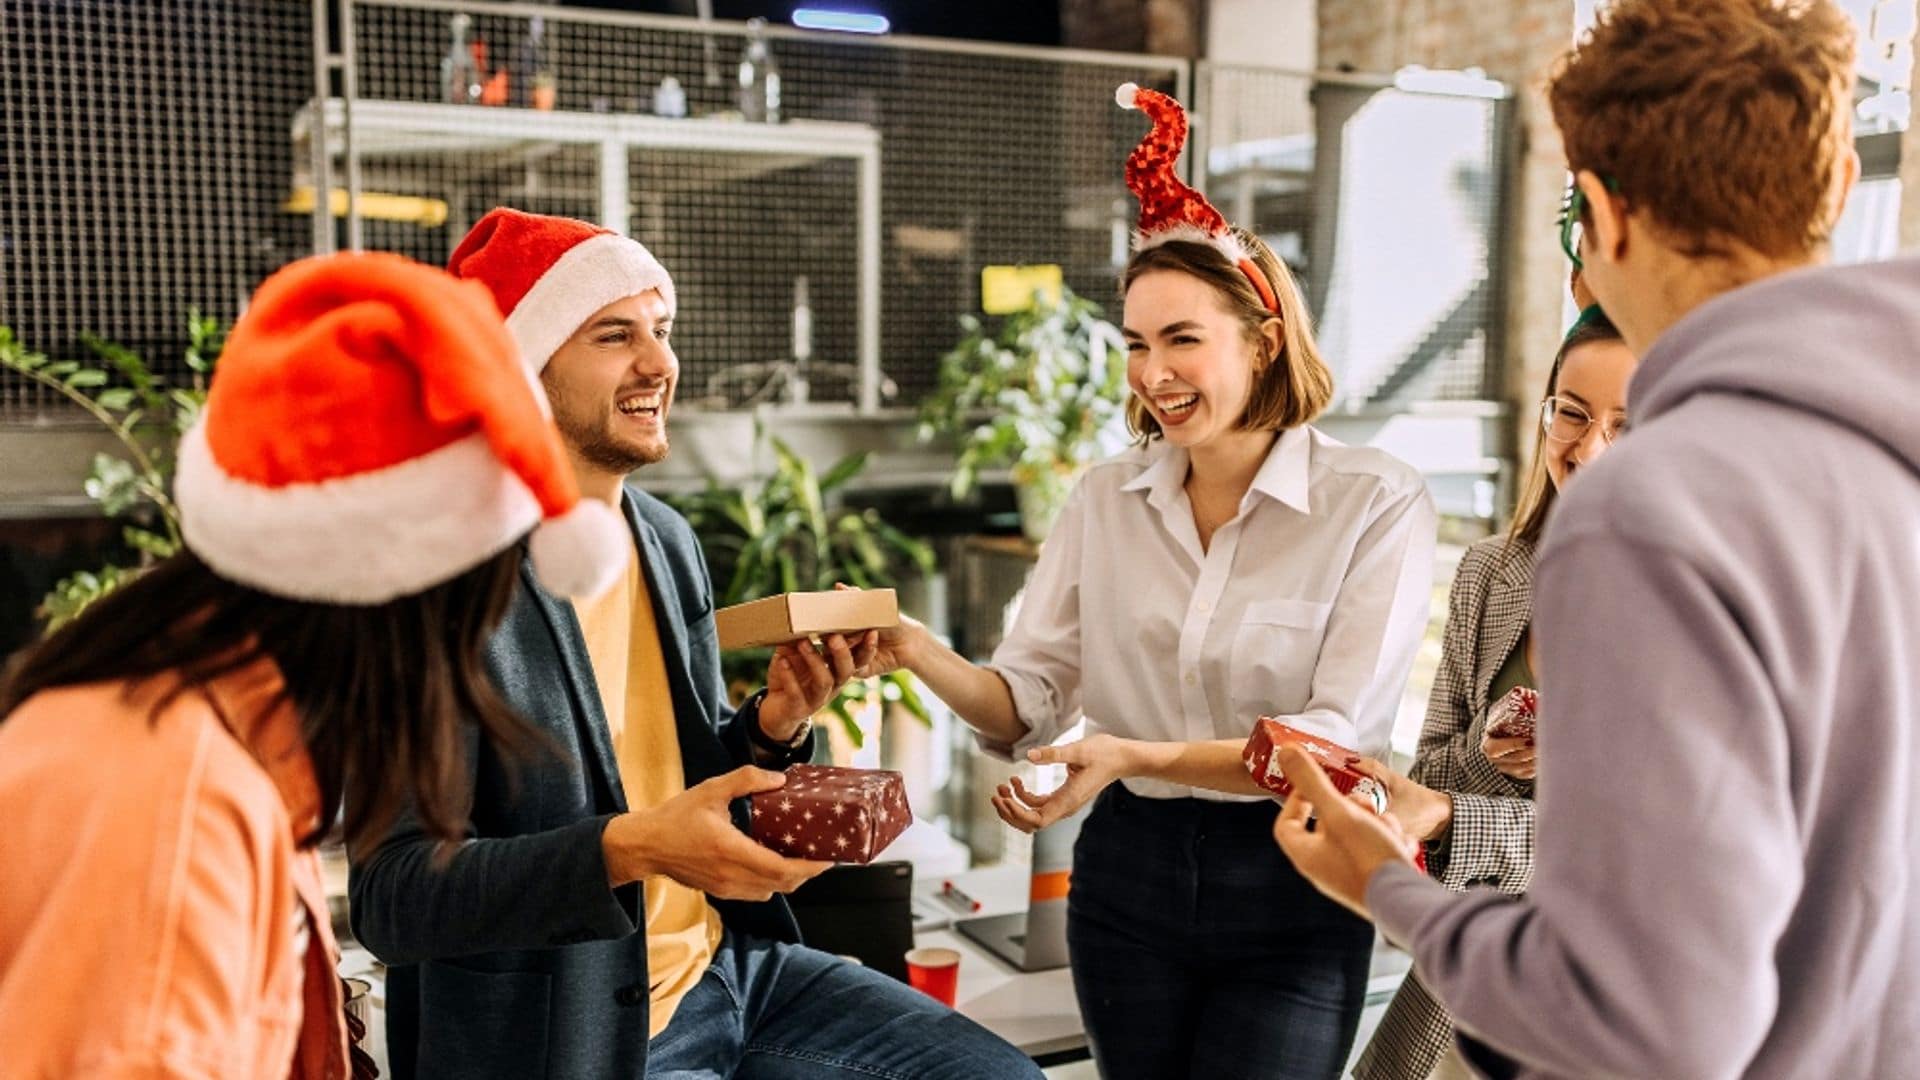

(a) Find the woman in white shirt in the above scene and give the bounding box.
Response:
[861,85,1436,1080]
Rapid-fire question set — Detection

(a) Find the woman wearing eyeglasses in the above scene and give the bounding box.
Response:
[1346,302,1637,1080]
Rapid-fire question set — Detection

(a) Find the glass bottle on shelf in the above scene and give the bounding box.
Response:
[515,15,556,111]
[653,76,687,118]
[440,13,482,105]
[787,275,812,403]
[736,17,781,123]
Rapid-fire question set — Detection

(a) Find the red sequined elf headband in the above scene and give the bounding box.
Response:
[1115,82,1281,314]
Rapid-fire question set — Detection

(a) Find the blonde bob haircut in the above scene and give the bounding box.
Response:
[1121,228,1334,441]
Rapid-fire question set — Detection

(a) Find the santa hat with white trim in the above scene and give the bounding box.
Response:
[448,207,675,371]
[173,251,628,605]
[1114,82,1280,314]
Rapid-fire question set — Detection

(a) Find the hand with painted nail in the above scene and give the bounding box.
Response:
[1345,755,1454,842]
[1480,729,1538,781]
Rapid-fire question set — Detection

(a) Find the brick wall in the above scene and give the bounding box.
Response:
[1899,16,1920,248]
[1320,0,1576,493]
[1062,0,1202,54]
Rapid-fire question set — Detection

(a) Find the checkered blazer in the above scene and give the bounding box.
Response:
[1352,534,1538,1080]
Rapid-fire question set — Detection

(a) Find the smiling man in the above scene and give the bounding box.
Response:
[350,209,1041,1080]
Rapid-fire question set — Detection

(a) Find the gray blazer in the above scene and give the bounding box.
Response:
[1353,533,1537,1080]
[349,488,812,1080]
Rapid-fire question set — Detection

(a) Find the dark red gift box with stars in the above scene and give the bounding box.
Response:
[748,765,912,863]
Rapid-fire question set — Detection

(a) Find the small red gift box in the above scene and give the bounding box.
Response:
[1485,686,1538,740]
[1243,718,1371,802]
[748,764,911,864]
[1243,718,1426,873]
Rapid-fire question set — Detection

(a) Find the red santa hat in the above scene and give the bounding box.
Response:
[173,252,628,605]
[448,207,675,370]
[1114,82,1280,313]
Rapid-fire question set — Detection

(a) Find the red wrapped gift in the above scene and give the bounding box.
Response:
[1246,718,1431,872]
[1243,718,1372,802]
[1243,718,1427,872]
[748,764,911,863]
[1485,686,1539,740]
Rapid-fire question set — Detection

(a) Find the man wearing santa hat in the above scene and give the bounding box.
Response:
[349,208,1040,1080]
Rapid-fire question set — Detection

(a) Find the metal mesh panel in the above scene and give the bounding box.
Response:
[1194,65,1316,279]
[1,3,1508,422]
[345,0,1186,409]
[0,0,314,419]
[1199,64,1509,408]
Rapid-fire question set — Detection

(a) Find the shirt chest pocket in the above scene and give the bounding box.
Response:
[1228,598,1334,718]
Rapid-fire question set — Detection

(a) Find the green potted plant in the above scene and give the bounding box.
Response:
[668,433,936,754]
[918,286,1128,543]
[0,315,222,630]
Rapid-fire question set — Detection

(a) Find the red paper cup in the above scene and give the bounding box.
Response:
[905,946,960,1007]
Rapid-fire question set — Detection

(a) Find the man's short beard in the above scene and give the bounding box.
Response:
[580,431,667,475]
[558,411,668,475]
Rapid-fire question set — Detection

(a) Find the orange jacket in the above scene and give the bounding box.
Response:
[0,661,348,1079]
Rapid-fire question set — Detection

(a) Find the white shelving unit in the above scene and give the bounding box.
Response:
[294,98,884,411]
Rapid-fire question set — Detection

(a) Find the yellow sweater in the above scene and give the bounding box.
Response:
[572,547,724,1039]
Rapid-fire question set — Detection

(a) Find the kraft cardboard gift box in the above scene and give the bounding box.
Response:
[714,589,899,651]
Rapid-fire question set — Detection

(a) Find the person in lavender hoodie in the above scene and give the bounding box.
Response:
[1270,1,1920,1077]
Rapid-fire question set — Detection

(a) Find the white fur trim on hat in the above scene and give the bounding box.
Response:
[1134,222,1250,265]
[505,232,675,372]
[176,421,541,605]
[529,498,628,599]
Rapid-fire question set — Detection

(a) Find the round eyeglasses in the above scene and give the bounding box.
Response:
[1540,396,1628,445]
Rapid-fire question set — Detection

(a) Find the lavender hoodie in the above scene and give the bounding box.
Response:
[1369,256,1920,1079]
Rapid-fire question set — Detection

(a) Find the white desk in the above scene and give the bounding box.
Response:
[922,927,1084,1062]
[913,864,1087,1063]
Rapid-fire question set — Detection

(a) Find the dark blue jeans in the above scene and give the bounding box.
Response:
[1067,785,1374,1080]
[645,930,1043,1079]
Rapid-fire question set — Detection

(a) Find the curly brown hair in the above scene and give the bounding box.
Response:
[1548,0,1857,259]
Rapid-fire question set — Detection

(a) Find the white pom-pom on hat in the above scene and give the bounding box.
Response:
[530,497,629,599]
[1115,83,1141,109]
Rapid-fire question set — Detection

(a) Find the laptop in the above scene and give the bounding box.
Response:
[954,802,1089,972]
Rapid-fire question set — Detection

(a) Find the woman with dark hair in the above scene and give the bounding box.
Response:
[1344,304,1635,1079]
[861,86,1437,1079]
[0,252,627,1077]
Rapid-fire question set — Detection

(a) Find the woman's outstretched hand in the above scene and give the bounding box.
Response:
[991,734,1138,834]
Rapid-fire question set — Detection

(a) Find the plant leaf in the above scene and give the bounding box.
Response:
[122,525,178,560]
[84,454,144,516]
[818,451,870,493]
[828,697,864,748]
[886,671,933,724]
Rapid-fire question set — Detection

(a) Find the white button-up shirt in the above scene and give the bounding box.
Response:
[984,425,1437,801]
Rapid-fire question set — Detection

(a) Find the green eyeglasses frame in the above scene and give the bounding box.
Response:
[1558,175,1621,270]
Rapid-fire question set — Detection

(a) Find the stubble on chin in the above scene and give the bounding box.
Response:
[557,405,669,475]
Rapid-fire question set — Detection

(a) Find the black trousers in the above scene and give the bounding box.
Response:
[1067,784,1374,1080]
